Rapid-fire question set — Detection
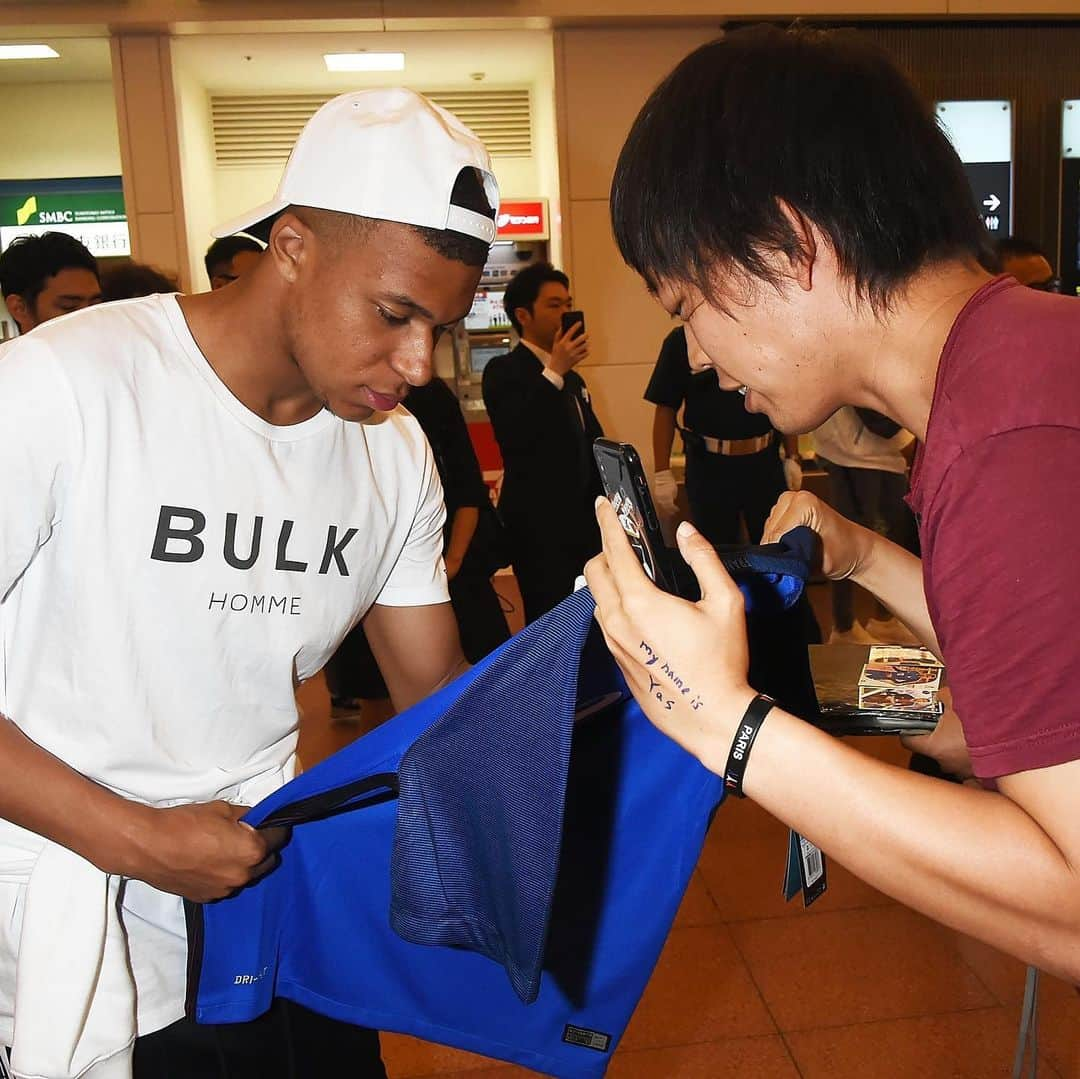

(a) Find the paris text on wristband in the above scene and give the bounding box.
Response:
[724,694,775,798]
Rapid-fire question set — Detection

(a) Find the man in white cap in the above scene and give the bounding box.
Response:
[0,88,498,1077]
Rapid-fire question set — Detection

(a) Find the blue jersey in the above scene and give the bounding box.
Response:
[188,532,815,1078]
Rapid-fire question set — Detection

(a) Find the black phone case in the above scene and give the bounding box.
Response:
[592,439,803,602]
[561,311,585,335]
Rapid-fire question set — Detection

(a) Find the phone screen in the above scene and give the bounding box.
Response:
[592,439,676,592]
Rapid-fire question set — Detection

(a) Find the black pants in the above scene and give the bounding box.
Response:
[506,514,600,625]
[685,441,821,647]
[132,999,386,1078]
[684,442,786,546]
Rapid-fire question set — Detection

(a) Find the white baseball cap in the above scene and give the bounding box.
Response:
[212,87,500,245]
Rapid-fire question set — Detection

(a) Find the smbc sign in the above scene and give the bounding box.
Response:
[0,183,130,258]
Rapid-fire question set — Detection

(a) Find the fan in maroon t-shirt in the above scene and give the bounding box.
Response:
[583,24,1080,988]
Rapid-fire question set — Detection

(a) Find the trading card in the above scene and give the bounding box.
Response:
[858,685,942,713]
[867,646,941,667]
[858,662,942,691]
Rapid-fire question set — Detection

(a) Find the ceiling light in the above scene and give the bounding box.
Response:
[324,52,404,73]
[0,44,59,61]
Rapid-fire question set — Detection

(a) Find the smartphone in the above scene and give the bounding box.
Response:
[592,438,697,597]
[561,310,585,337]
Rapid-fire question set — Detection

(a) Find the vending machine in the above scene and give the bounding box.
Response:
[450,198,551,488]
[453,198,550,417]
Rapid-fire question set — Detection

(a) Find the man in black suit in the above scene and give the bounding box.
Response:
[482,262,604,622]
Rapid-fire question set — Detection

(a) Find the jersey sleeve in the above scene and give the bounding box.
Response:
[643,328,690,411]
[0,340,81,601]
[924,426,1080,778]
[374,434,450,608]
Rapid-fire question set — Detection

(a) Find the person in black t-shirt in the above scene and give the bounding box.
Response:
[645,326,801,545]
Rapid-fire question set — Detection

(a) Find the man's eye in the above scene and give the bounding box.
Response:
[378,307,409,326]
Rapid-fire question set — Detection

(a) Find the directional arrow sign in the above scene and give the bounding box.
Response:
[983,194,1001,211]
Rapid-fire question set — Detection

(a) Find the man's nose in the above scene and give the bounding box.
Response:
[390,333,435,387]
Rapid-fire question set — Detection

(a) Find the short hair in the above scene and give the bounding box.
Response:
[611,24,989,312]
[270,166,496,269]
[503,262,570,334]
[204,235,263,280]
[996,236,1049,262]
[100,261,178,302]
[0,232,99,303]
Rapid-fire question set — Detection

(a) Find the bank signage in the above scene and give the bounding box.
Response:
[0,176,130,257]
[496,198,548,240]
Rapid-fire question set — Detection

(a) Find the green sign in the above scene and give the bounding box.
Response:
[0,189,126,228]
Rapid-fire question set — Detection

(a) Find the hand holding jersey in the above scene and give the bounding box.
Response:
[761,490,939,655]
[585,501,757,775]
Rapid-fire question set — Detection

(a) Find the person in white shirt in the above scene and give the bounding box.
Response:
[0,88,499,1079]
[811,405,918,644]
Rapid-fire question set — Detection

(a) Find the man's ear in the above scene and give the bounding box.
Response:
[267,212,311,285]
[513,305,531,330]
[776,199,818,294]
[4,293,33,333]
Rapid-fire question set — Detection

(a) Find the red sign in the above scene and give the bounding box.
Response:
[496,199,548,240]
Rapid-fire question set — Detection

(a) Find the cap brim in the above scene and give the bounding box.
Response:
[211,196,289,242]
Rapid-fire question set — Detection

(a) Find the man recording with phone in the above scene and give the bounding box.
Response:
[482,261,605,622]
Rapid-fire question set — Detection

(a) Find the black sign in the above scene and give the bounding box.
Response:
[962,161,1012,235]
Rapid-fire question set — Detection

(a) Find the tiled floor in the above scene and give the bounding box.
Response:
[294,580,1080,1078]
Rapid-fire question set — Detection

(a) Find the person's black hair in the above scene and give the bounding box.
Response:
[267,166,496,268]
[503,262,570,334]
[611,24,990,312]
[0,232,99,302]
[410,166,497,268]
[100,261,178,302]
[996,236,1049,261]
[204,234,263,280]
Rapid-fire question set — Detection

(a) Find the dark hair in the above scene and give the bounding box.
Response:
[996,236,1049,262]
[266,167,496,269]
[503,262,570,334]
[204,235,263,280]
[410,167,497,268]
[611,24,989,312]
[100,261,178,302]
[0,232,99,302]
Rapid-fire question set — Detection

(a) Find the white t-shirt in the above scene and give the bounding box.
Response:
[811,405,913,475]
[0,294,448,1048]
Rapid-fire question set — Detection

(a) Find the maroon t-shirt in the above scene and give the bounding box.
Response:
[909,276,1080,778]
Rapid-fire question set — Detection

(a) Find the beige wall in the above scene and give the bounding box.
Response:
[0,81,121,181]
[172,48,219,291]
[111,34,191,288]
[554,26,717,475]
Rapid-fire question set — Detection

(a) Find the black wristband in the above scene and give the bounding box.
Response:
[724,694,775,798]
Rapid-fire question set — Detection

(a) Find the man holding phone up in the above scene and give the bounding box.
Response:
[482,261,605,622]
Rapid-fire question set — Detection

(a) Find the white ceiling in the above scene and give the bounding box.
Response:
[173,29,554,95]
[0,36,110,83]
[0,26,555,91]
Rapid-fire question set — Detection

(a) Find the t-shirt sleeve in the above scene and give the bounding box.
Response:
[643,328,690,411]
[0,340,80,601]
[924,426,1080,778]
[374,435,450,608]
